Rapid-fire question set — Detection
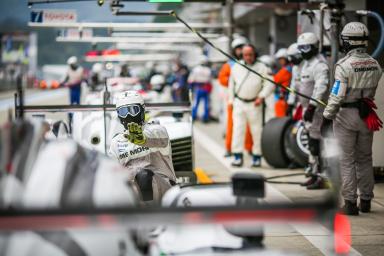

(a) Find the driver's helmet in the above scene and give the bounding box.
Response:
[341,22,369,52]
[287,43,303,65]
[297,32,319,60]
[115,91,145,128]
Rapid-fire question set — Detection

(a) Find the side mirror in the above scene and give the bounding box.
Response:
[232,173,265,198]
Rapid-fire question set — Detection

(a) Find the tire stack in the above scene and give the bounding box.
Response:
[261,117,309,169]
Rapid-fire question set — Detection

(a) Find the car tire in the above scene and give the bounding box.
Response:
[284,121,309,167]
[261,117,292,168]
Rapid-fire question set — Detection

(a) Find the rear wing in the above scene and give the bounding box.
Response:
[0,199,336,230]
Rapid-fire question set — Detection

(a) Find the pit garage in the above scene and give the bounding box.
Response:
[0,0,383,255]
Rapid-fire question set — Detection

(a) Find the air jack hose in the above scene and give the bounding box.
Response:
[168,11,327,107]
[356,10,384,59]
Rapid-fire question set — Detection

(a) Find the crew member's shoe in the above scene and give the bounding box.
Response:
[224,151,232,158]
[304,165,313,177]
[300,175,317,187]
[359,199,371,213]
[209,116,219,123]
[340,200,359,216]
[231,153,243,167]
[306,177,327,190]
[251,155,261,168]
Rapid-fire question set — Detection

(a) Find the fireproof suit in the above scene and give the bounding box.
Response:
[188,64,212,122]
[300,54,330,139]
[323,48,382,202]
[299,54,329,171]
[273,65,292,117]
[218,61,233,87]
[109,123,177,203]
[228,61,275,155]
[274,65,292,88]
[287,63,304,105]
[65,66,84,105]
[218,60,253,153]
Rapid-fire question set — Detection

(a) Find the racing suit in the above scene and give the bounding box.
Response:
[287,62,304,119]
[228,61,275,156]
[218,60,253,154]
[188,65,212,122]
[65,67,84,105]
[273,65,292,117]
[299,54,329,170]
[323,48,382,202]
[109,123,177,202]
[172,65,189,102]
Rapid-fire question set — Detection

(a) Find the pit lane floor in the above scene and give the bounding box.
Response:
[0,89,383,255]
[194,121,384,256]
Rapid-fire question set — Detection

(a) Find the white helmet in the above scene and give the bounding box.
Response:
[150,74,165,86]
[115,91,145,127]
[287,43,302,64]
[231,37,248,49]
[116,90,144,108]
[258,55,275,68]
[341,22,369,48]
[297,32,319,59]
[150,74,166,92]
[287,43,300,56]
[92,63,103,73]
[274,48,288,59]
[297,32,318,46]
[67,56,78,65]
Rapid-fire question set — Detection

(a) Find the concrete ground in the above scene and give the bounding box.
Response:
[194,121,384,256]
[1,88,383,255]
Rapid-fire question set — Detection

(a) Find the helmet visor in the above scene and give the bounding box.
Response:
[117,104,141,118]
[298,44,312,53]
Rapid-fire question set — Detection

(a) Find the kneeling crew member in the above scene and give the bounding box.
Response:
[109,91,177,204]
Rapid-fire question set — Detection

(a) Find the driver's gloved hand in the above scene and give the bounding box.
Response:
[303,104,316,122]
[321,117,333,137]
[126,123,147,145]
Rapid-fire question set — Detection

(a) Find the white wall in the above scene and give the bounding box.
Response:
[373,75,384,167]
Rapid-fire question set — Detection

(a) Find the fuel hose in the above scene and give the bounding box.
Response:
[169,11,327,107]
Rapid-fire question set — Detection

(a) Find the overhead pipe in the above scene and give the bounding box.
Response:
[56,36,203,43]
[115,10,173,16]
[84,53,177,63]
[356,10,384,59]
[29,22,228,30]
[110,32,220,39]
